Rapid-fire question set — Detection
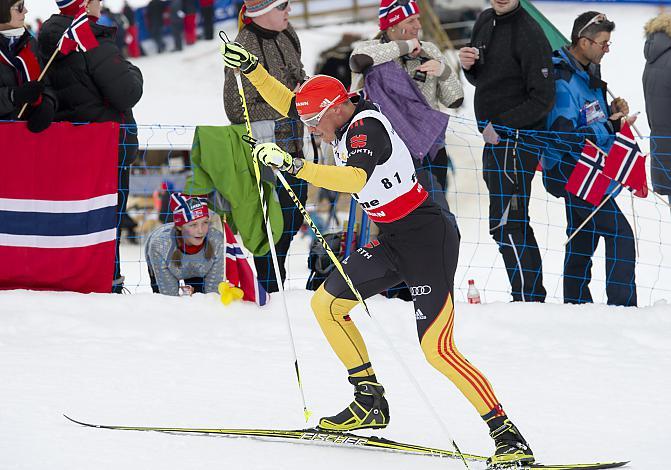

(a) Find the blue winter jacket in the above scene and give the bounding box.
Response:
[543,47,616,172]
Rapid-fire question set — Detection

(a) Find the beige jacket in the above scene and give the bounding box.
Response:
[350,38,463,110]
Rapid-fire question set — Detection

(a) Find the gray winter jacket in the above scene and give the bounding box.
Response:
[643,14,671,195]
[145,223,225,296]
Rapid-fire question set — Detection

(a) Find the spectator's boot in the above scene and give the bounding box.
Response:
[487,415,534,466]
[318,376,389,431]
[112,276,128,294]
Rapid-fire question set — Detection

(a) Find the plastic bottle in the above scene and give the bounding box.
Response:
[467,279,481,304]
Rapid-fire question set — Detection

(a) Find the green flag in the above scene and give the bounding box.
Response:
[520,0,569,50]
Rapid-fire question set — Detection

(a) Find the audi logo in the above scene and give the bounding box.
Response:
[410,285,432,296]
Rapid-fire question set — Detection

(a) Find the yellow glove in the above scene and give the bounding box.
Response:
[253,143,301,174]
[220,42,258,73]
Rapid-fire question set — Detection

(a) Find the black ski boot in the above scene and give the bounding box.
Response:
[318,376,389,431]
[487,415,534,467]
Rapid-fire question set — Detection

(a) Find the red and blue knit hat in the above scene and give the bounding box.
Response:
[170,193,210,227]
[378,0,420,31]
[56,0,84,16]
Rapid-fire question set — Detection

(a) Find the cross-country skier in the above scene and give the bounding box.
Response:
[220,40,534,466]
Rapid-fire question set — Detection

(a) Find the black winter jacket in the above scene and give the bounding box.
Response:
[464,4,555,131]
[0,31,56,121]
[38,14,143,164]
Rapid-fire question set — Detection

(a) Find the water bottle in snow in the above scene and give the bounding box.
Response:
[467,279,481,304]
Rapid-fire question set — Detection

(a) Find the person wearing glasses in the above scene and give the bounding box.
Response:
[39,0,143,294]
[459,0,554,303]
[0,0,56,133]
[349,0,464,213]
[221,43,535,466]
[223,0,308,295]
[542,12,637,306]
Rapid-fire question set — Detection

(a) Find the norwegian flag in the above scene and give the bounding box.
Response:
[0,121,119,293]
[565,140,611,206]
[58,8,99,54]
[603,122,648,198]
[223,223,269,306]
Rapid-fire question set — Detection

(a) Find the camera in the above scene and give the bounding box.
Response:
[473,42,486,66]
[412,56,430,83]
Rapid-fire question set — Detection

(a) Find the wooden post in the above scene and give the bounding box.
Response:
[302,0,309,28]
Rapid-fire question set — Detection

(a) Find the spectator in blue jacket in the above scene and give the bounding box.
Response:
[543,11,638,306]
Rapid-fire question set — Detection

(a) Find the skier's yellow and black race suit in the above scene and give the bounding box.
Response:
[242,63,505,420]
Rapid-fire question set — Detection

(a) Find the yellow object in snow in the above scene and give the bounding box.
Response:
[218,281,244,305]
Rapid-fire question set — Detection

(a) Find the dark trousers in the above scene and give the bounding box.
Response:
[201,5,214,40]
[253,165,308,293]
[171,23,183,51]
[563,192,637,306]
[544,156,637,306]
[150,27,165,53]
[415,147,458,230]
[113,165,130,292]
[323,208,459,343]
[482,134,546,302]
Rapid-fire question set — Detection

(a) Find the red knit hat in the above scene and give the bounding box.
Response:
[378,0,420,31]
[295,75,352,117]
[56,0,84,16]
[170,193,210,227]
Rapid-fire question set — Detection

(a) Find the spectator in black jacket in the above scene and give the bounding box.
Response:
[39,0,144,293]
[459,0,554,302]
[0,0,56,132]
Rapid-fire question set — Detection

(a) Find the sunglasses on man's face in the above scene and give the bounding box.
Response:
[300,95,341,128]
[10,1,25,13]
[275,1,289,11]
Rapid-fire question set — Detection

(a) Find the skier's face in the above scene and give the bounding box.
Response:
[490,0,519,15]
[179,218,210,247]
[301,105,341,142]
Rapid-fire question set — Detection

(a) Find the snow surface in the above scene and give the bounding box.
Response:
[3,2,670,470]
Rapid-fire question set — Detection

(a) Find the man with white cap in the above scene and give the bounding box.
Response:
[223,0,307,296]
[220,43,535,466]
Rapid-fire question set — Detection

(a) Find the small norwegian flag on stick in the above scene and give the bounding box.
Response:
[603,122,648,198]
[57,7,99,54]
[564,140,610,206]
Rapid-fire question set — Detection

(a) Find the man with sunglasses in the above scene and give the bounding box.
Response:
[222,42,535,466]
[223,0,308,295]
[542,12,637,306]
[459,0,554,304]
